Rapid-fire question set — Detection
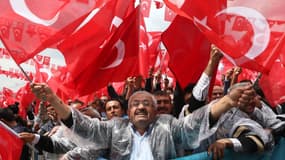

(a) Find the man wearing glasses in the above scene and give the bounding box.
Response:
[30,83,255,159]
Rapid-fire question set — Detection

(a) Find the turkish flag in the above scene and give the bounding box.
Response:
[49,66,78,101]
[0,121,23,160]
[138,12,153,77]
[164,0,285,73]
[141,0,152,17]
[2,87,16,107]
[153,49,170,74]
[58,0,134,79]
[146,32,162,67]
[33,59,50,83]
[71,6,141,96]
[260,59,285,106]
[162,15,211,88]
[216,57,258,85]
[0,0,102,64]
[164,6,176,22]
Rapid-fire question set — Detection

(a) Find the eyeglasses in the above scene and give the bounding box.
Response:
[130,100,152,107]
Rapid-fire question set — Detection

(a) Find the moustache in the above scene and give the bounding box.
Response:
[135,109,148,115]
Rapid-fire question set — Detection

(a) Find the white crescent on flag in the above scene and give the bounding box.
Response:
[39,68,52,81]
[101,39,125,69]
[9,0,60,26]
[217,6,270,60]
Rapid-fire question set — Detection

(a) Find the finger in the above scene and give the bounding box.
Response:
[217,148,223,160]
[220,148,224,160]
[18,132,29,137]
[213,148,218,160]
[207,145,213,155]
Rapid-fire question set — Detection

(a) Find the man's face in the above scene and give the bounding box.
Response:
[128,93,157,130]
[211,85,224,101]
[154,95,172,114]
[47,105,57,120]
[105,100,124,120]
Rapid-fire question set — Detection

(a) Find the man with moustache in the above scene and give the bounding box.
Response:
[30,82,255,159]
[104,98,127,120]
[153,90,173,115]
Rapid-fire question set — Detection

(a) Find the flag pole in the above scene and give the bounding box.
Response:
[17,63,32,82]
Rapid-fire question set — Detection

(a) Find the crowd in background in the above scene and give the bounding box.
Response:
[1,48,285,160]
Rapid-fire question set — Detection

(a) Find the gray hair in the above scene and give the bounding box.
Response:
[128,91,157,109]
[228,82,251,93]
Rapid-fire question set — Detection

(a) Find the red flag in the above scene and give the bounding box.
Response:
[216,57,258,84]
[260,59,285,106]
[164,5,176,22]
[141,0,152,17]
[58,0,134,79]
[15,82,35,119]
[33,59,50,83]
[162,15,211,88]
[49,66,78,101]
[0,0,102,64]
[153,49,170,74]
[280,51,285,66]
[164,0,285,73]
[0,121,23,160]
[138,10,152,77]
[2,87,16,107]
[71,6,141,96]
[144,32,162,72]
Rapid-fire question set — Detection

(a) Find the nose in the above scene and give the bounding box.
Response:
[137,103,145,109]
[110,107,115,113]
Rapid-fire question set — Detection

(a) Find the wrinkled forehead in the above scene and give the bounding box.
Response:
[130,93,153,101]
[128,91,156,107]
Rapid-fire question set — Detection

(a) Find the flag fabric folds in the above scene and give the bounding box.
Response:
[0,121,23,160]
[162,15,211,88]
[163,0,285,73]
[260,59,285,106]
[0,0,103,64]
[68,6,142,96]
[58,0,135,79]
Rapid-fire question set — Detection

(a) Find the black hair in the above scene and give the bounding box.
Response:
[0,107,16,122]
[8,102,19,114]
[105,97,127,112]
[153,90,169,97]
[184,83,196,94]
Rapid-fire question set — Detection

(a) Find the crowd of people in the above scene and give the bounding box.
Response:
[1,47,285,160]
